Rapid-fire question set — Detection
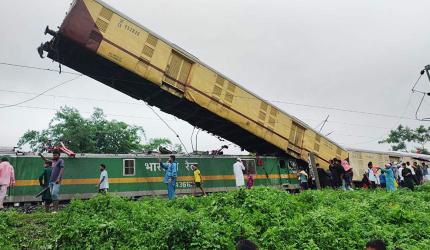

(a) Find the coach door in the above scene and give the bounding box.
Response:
[288,122,305,157]
[162,51,193,96]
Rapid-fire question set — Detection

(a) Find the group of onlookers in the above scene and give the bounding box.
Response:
[363,161,429,191]
[297,158,355,191]
[297,158,430,191]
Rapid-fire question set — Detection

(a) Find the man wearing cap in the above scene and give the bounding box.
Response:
[0,157,15,209]
[233,158,246,188]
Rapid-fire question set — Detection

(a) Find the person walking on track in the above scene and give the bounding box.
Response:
[233,158,245,188]
[50,151,65,212]
[159,155,178,200]
[192,164,206,196]
[0,157,15,209]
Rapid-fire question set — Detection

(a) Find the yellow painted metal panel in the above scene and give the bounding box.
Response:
[83,0,349,166]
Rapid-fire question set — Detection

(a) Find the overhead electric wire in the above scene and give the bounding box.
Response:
[0,62,80,75]
[2,61,425,149]
[143,102,189,154]
[354,72,424,145]
[0,103,172,121]
[0,75,82,109]
[0,61,418,120]
[0,102,383,143]
[0,88,404,130]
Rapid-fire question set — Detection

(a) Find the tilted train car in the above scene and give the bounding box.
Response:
[3,154,298,203]
[39,0,348,170]
[348,148,430,182]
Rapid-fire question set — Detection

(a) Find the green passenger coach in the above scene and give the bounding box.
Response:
[4,154,299,203]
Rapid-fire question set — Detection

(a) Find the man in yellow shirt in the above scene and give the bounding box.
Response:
[192,164,206,196]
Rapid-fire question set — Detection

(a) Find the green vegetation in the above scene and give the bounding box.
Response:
[379,125,430,154]
[17,106,182,154]
[1,186,430,249]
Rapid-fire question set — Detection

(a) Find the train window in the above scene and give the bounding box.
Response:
[241,159,256,175]
[123,159,135,176]
[279,159,286,169]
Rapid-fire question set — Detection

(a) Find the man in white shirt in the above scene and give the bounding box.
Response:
[98,164,109,194]
[406,162,416,175]
[367,162,377,189]
[398,163,404,187]
[233,158,245,188]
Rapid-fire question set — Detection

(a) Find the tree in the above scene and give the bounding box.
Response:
[379,125,430,154]
[18,106,145,154]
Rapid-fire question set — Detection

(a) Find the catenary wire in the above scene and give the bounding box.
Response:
[0,62,80,75]
[353,72,424,145]
[0,102,382,141]
[143,102,189,154]
[0,88,402,130]
[0,62,419,121]
[1,61,424,148]
[0,75,82,109]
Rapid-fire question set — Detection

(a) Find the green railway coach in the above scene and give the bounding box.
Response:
[3,154,299,203]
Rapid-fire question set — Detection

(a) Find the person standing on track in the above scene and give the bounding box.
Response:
[402,163,414,191]
[398,163,404,187]
[341,160,353,191]
[38,159,53,212]
[298,169,309,191]
[413,162,423,185]
[382,163,396,192]
[159,155,178,200]
[192,164,206,196]
[246,171,254,189]
[366,162,377,189]
[423,162,430,182]
[331,158,344,189]
[97,164,109,194]
[0,157,15,210]
[233,158,245,188]
[50,150,65,212]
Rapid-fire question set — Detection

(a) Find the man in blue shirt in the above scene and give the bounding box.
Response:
[159,155,178,200]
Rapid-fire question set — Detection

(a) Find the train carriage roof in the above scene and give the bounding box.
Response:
[7,152,285,159]
[347,148,430,161]
[91,0,347,151]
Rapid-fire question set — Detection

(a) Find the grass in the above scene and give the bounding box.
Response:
[1,184,430,250]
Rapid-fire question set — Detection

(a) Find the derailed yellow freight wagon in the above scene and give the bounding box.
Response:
[39,0,348,168]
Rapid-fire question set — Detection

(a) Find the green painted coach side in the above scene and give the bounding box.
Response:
[3,154,298,203]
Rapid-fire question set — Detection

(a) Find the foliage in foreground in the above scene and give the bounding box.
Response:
[1,186,430,250]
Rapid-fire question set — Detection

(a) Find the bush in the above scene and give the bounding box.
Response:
[1,184,430,249]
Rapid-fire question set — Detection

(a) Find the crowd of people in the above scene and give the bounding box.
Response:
[298,158,430,191]
[0,154,426,249]
[0,153,255,211]
[1,152,430,210]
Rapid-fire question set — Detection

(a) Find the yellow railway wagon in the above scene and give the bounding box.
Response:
[348,148,430,181]
[39,0,348,168]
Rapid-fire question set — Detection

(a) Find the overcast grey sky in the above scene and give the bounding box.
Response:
[1,0,430,154]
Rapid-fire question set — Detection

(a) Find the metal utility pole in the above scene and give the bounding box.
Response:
[319,115,329,132]
[413,65,430,121]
